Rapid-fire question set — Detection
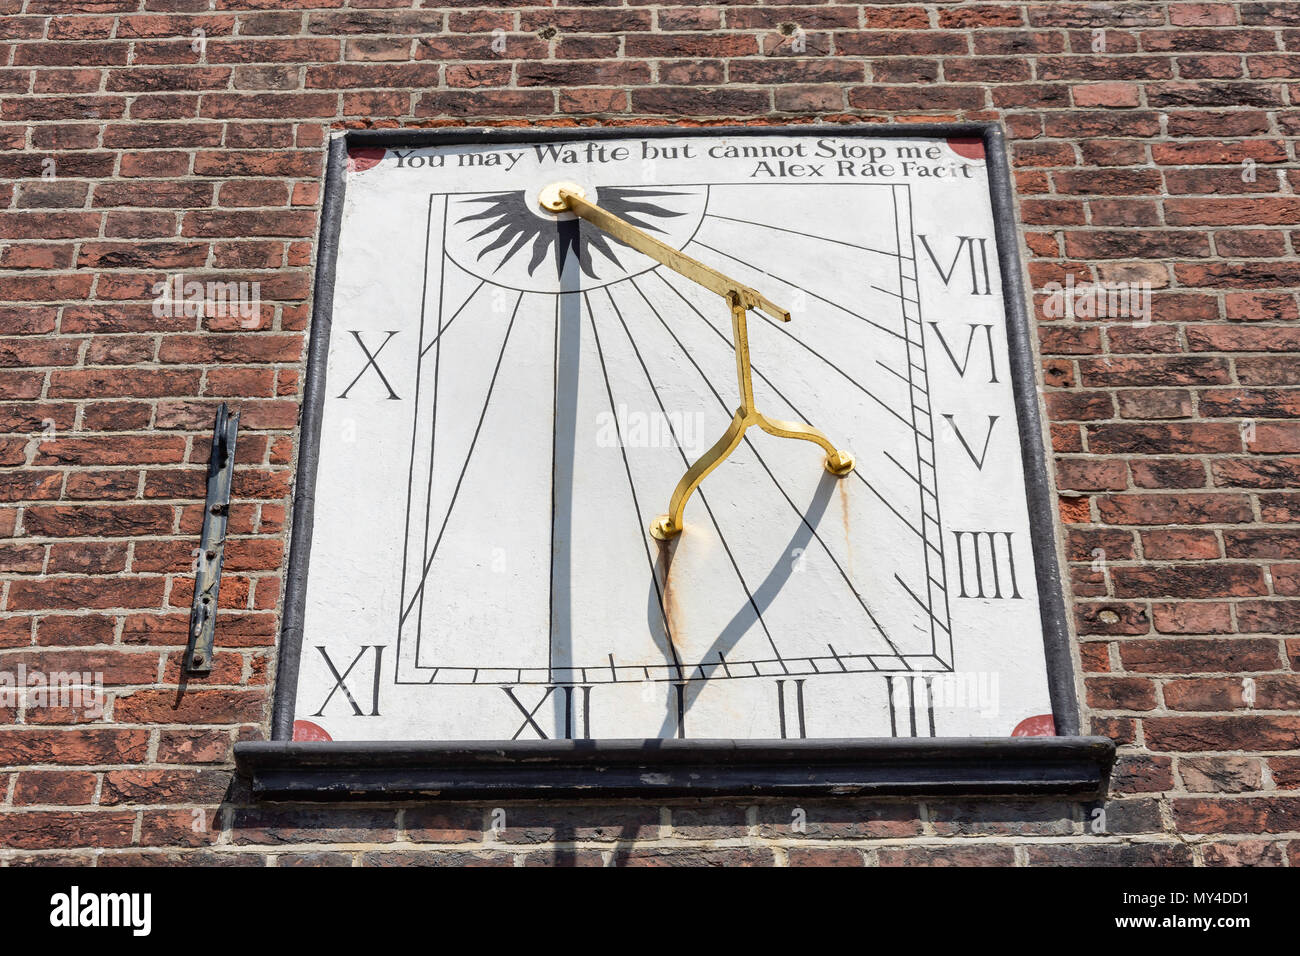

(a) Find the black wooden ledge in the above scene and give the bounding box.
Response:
[234,737,1115,801]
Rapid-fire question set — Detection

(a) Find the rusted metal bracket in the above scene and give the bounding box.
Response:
[184,402,239,675]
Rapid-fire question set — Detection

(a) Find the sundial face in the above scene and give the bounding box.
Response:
[289,129,1061,744]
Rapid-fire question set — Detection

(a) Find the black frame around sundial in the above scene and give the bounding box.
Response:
[238,123,1116,800]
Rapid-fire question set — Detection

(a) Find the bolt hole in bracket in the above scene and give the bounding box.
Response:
[538,182,855,541]
[184,402,240,674]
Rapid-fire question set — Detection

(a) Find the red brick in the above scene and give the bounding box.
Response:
[1238,357,1300,386]
[1087,356,1231,390]
[1098,494,1254,525]
[1055,458,1128,491]
[786,847,866,866]
[1224,292,1299,321]
[1130,459,1207,489]
[1174,797,1300,833]
[1212,457,1300,489]
[1076,602,1150,635]
[1188,325,1300,352]
[8,577,166,611]
[1237,601,1300,633]
[13,771,98,806]
[0,812,136,849]
[158,730,231,764]
[1088,423,1241,455]
[1141,529,1221,560]
[1072,82,1140,108]
[1110,564,1267,599]
[101,769,230,805]
[1167,197,1300,226]
[1116,389,1194,420]
[0,729,150,765]
[878,845,1015,866]
[1087,676,1157,710]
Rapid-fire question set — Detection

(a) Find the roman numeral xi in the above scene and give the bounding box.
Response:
[313,645,384,717]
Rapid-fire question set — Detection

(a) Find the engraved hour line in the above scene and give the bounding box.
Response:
[752,304,915,432]
[876,359,910,385]
[400,290,525,624]
[418,275,487,358]
[702,212,906,259]
[586,287,685,682]
[716,650,733,677]
[614,281,789,672]
[687,239,905,342]
[550,287,581,691]
[870,285,921,307]
[656,259,917,436]
[894,573,953,637]
[637,274,906,665]
[398,193,440,680]
[883,450,940,503]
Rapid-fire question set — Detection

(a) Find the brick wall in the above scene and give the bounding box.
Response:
[1,0,1297,866]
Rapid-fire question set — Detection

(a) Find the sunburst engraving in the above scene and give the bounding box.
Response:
[455,188,688,279]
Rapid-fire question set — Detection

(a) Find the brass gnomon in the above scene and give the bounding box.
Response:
[539,181,855,540]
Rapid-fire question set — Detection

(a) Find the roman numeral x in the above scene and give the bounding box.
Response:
[338,330,400,400]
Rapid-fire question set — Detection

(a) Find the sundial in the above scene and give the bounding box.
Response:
[278,127,1074,749]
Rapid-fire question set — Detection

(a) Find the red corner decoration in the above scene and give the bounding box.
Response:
[945,136,986,161]
[346,146,386,173]
[292,720,333,742]
[1011,714,1057,737]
